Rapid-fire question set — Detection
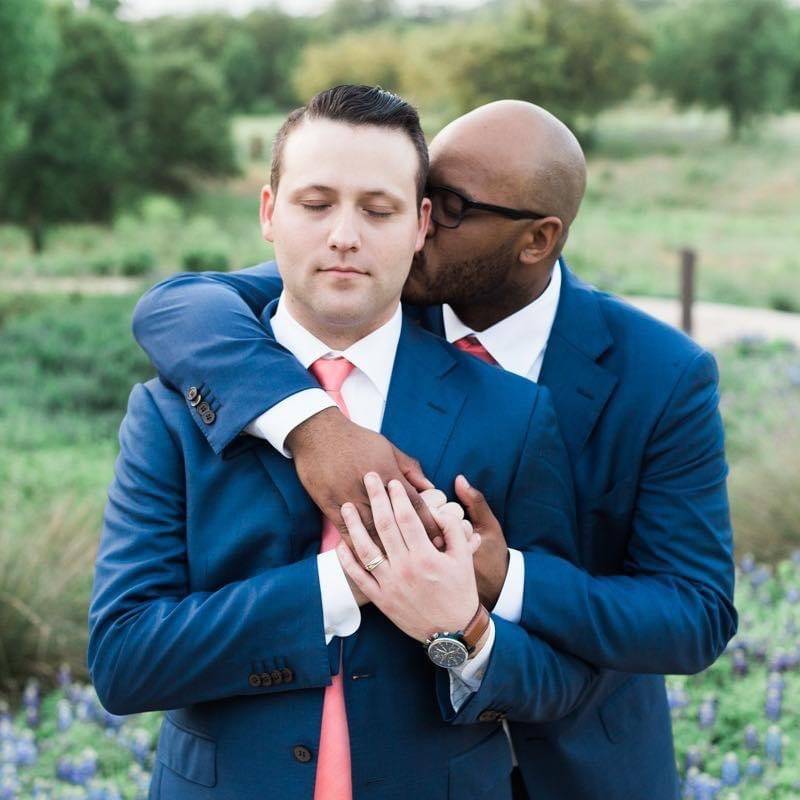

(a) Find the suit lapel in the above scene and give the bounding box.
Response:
[538,263,617,464]
[380,316,466,482]
[248,300,319,550]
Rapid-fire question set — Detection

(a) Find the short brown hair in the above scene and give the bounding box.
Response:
[270,84,429,209]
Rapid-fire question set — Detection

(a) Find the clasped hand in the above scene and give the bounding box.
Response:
[336,473,480,643]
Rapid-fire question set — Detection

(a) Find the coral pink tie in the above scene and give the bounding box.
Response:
[454,334,498,365]
[309,356,355,800]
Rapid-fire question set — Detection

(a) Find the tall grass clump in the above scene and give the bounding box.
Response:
[0,498,101,695]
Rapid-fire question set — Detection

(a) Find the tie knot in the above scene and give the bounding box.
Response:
[310,357,355,392]
[454,335,497,365]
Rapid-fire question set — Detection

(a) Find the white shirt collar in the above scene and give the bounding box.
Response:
[441,260,562,378]
[270,294,402,400]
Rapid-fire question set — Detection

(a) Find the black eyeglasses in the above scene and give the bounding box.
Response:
[427,184,549,229]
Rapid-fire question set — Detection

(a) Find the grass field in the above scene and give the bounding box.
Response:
[1,101,798,311]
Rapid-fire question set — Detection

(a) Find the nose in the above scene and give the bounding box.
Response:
[327,208,361,253]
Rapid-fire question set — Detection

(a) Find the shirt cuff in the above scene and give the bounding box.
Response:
[448,619,496,711]
[317,550,361,645]
[492,548,524,624]
[245,389,336,457]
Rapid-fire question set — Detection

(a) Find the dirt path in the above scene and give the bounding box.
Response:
[623,296,800,350]
[1,276,798,350]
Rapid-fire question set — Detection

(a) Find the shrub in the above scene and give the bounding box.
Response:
[182,249,230,272]
[119,250,155,277]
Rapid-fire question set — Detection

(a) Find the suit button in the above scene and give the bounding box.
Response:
[187,387,199,401]
[248,673,261,688]
[270,669,283,685]
[189,393,202,408]
[478,709,501,722]
[260,672,272,687]
[293,745,312,763]
[281,667,294,683]
[202,410,216,424]
[197,401,210,414]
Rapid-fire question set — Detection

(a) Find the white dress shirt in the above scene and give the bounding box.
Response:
[259,294,495,705]
[246,263,563,708]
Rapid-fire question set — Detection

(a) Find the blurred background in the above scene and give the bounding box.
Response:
[1,0,799,796]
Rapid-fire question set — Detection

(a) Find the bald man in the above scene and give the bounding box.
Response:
[132,95,736,800]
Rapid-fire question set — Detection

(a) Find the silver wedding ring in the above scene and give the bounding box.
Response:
[364,555,386,572]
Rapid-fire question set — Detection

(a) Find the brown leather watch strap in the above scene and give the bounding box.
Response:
[461,604,491,652]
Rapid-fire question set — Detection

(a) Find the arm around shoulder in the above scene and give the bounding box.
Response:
[130,264,319,455]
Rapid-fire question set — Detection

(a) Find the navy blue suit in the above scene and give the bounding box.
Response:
[89,306,597,799]
[128,260,737,799]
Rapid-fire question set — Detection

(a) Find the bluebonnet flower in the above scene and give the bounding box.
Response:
[739,553,756,574]
[697,700,716,729]
[744,724,759,751]
[745,755,763,778]
[731,649,748,677]
[765,725,782,766]
[764,687,782,721]
[720,752,739,786]
[57,699,74,732]
[57,663,72,690]
[685,746,704,771]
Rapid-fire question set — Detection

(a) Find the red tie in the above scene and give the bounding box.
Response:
[454,334,498,365]
[308,357,355,800]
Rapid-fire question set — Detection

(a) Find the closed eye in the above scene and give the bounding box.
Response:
[365,209,393,218]
[301,204,330,212]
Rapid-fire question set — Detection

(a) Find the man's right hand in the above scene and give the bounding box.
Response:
[286,407,440,546]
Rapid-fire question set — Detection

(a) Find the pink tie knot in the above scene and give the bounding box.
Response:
[310,357,355,393]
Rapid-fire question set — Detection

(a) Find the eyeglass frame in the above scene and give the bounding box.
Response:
[426,184,551,229]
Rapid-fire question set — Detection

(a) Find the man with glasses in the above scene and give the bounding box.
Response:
[131,96,736,799]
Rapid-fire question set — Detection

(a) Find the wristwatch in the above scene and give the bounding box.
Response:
[425,604,491,669]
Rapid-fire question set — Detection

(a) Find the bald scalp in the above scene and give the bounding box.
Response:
[430,100,587,230]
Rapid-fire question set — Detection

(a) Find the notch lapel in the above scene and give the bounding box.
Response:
[380,316,466,483]
[539,263,617,464]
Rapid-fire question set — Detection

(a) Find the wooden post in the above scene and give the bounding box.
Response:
[680,248,695,336]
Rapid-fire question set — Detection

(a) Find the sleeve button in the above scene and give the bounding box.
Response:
[260,672,272,687]
[281,667,294,683]
[187,387,199,401]
[270,669,283,685]
[248,673,261,688]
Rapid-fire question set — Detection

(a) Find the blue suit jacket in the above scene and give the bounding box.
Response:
[129,261,737,799]
[89,307,597,800]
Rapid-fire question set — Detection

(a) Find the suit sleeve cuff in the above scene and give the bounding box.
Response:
[245,389,336,457]
[448,619,496,711]
[317,550,361,645]
[492,548,524,624]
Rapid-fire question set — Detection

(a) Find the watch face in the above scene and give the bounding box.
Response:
[427,637,469,669]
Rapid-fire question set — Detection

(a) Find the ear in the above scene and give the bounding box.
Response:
[519,217,564,266]
[414,197,432,253]
[260,184,276,242]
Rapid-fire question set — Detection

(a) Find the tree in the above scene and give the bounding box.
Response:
[650,0,797,136]
[293,30,407,101]
[0,0,56,162]
[140,53,238,193]
[317,0,400,37]
[430,0,647,135]
[243,9,312,108]
[0,5,140,252]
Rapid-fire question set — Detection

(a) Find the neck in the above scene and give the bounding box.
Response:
[284,295,398,351]
[451,262,554,332]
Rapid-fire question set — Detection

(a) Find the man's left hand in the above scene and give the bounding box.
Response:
[336,473,480,644]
